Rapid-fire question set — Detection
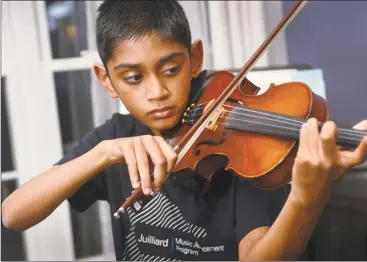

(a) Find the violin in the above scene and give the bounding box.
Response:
[113,0,366,219]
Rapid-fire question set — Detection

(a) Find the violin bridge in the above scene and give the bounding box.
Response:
[207,106,226,132]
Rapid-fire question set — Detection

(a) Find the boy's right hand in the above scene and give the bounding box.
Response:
[100,135,178,195]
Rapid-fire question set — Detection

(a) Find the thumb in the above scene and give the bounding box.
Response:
[353,120,367,130]
[339,136,367,168]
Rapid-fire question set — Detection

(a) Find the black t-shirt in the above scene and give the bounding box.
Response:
[56,73,288,261]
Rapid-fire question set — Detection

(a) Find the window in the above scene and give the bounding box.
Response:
[54,70,94,152]
[42,0,108,257]
[53,70,102,258]
[46,0,88,59]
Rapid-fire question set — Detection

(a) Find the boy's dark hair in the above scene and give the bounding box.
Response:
[96,0,192,67]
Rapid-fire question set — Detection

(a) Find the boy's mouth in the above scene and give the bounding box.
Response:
[149,106,175,119]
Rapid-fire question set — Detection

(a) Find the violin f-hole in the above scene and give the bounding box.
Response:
[194,132,227,156]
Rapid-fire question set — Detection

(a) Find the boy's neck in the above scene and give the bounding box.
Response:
[150,128,162,136]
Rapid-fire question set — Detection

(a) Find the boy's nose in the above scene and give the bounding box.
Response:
[146,78,170,101]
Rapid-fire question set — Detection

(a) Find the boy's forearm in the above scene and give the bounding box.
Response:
[2,143,108,231]
[241,192,330,261]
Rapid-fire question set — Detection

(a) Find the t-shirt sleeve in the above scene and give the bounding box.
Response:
[234,179,288,244]
[55,114,120,212]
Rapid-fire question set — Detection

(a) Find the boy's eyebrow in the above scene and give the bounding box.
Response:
[113,52,185,71]
[159,51,185,64]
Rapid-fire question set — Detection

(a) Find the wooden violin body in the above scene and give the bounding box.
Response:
[171,71,330,189]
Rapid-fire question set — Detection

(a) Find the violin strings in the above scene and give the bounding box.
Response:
[188,103,367,137]
[194,116,362,143]
[185,108,365,141]
[210,115,364,143]
[192,103,367,136]
[194,111,365,141]
[191,104,301,125]
[219,109,366,140]
[202,119,309,141]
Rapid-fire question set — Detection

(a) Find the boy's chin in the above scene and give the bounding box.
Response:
[150,117,181,133]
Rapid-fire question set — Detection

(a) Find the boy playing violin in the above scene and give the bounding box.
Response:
[2,1,367,261]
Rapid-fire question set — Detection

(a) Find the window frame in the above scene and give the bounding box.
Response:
[34,1,116,260]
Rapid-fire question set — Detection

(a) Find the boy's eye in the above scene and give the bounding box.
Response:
[162,65,180,75]
[124,74,143,84]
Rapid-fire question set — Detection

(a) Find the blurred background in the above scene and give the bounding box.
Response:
[1,0,366,261]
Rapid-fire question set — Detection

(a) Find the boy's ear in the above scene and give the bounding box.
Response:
[190,39,204,78]
[93,63,119,98]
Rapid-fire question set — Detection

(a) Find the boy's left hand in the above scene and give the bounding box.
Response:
[290,119,367,207]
